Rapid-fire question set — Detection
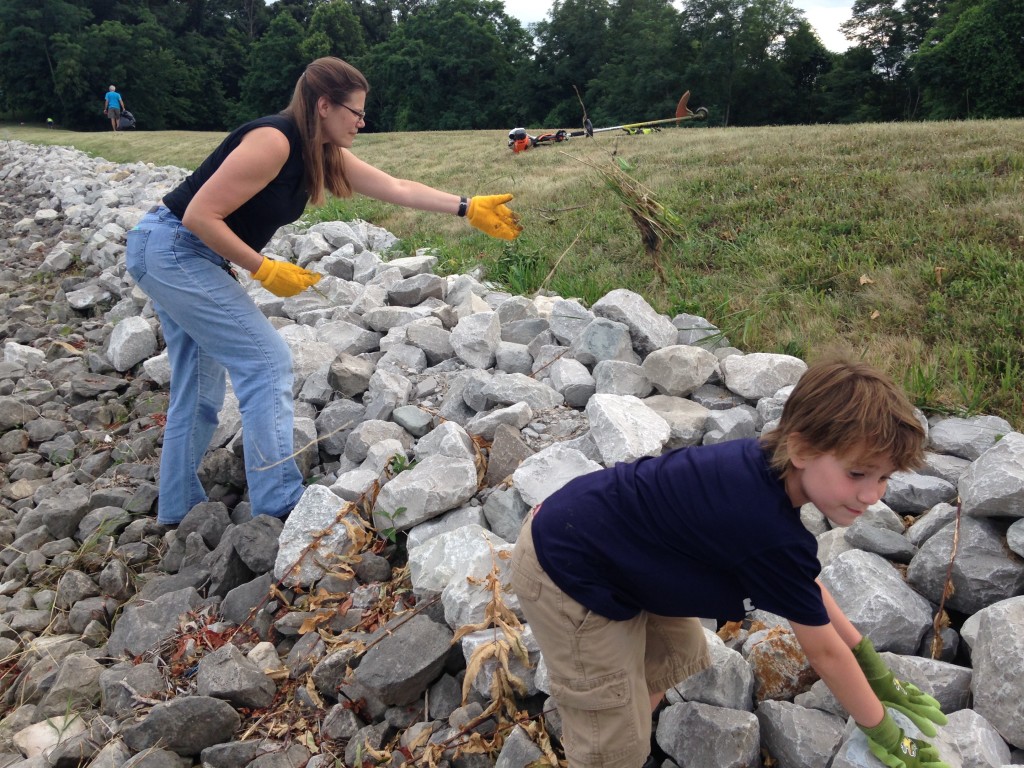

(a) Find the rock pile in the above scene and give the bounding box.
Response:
[1,139,1022,768]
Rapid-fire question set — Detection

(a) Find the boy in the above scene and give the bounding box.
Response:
[511,358,950,768]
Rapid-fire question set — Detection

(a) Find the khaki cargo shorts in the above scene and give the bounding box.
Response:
[511,514,711,768]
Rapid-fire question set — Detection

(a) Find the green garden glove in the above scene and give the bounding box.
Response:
[853,637,948,737]
[251,257,322,297]
[466,194,523,240]
[860,712,951,768]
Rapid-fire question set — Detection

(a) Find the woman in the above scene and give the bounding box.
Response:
[126,57,521,526]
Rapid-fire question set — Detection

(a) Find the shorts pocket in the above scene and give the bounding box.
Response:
[125,228,150,282]
[510,551,542,602]
[550,670,642,766]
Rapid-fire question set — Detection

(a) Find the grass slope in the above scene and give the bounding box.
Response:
[4,120,1022,429]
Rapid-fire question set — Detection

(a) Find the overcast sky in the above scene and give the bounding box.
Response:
[503,0,855,53]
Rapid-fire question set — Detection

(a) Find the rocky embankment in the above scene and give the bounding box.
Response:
[0,139,1023,768]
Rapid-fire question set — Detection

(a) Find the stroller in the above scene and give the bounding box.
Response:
[118,110,136,130]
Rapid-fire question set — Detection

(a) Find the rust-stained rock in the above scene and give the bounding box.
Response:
[747,626,818,702]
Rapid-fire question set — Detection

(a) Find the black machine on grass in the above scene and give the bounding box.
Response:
[507,91,708,153]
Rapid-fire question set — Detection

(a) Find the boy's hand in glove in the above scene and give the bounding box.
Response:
[854,637,948,737]
[466,194,523,240]
[860,712,950,768]
[251,257,322,297]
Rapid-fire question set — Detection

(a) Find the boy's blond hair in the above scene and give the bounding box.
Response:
[761,357,925,478]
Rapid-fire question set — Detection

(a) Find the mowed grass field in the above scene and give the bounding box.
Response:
[4,119,1022,430]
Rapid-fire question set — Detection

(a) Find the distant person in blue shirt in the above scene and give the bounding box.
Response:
[511,357,950,768]
[103,85,125,132]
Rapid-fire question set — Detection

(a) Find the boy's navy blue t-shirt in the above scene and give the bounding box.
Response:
[530,438,829,626]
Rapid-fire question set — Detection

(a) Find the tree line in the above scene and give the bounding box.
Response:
[1,0,1021,134]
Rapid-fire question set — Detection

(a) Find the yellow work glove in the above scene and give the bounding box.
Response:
[251,257,321,298]
[466,194,523,240]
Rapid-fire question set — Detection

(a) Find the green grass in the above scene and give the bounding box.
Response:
[4,119,1022,429]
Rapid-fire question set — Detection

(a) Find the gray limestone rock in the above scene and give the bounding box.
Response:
[121,696,242,756]
[905,502,959,547]
[511,443,602,507]
[106,316,158,372]
[592,359,652,397]
[372,454,478,531]
[196,644,277,709]
[585,393,670,465]
[641,344,718,397]
[970,596,1024,749]
[907,517,1024,615]
[883,470,957,514]
[755,700,845,768]
[719,352,807,400]
[929,414,1012,461]
[642,394,709,448]
[351,614,453,705]
[821,549,933,653]
[656,701,760,768]
[547,299,594,345]
[569,317,638,367]
[959,431,1024,519]
[669,631,754,711]
[591,289,678,357]
[843,522,918,563]
[106,587,205,659]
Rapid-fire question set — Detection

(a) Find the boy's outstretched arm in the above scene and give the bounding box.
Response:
[816,579,949,736]
[789,618,883,727]
[788,582,951,768]
[790,620,950,767]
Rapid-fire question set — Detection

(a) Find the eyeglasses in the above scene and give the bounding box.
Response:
[338,103,367,121]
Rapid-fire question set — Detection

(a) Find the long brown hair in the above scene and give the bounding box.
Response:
[760,356,925,479]
[282,57,369,206]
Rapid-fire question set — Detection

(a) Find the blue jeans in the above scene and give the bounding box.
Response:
[125,207,303,524]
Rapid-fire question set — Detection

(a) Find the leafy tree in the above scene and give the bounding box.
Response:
[775,19,833,123]
[841,0,907,79]
[587,0,685,125]
[360,0,531,131]
[226,0,274,41]
[912,0,1024,118]
[302,0,368,60]
[70,15,194,130]
[348,0,399,45]
[839,0,950,116]
[727,0,806,124]
[238,11,307,121]
[679,0,742,124]
[272,0,321,26]
[530,0,611,128]
[816,45,886,121]
[0,0,91,122]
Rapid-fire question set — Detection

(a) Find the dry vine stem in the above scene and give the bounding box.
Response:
[930,497,962,659]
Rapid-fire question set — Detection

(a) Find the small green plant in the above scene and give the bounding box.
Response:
[374,506,406,544]
[386,454,416,477]
[951,347,991,414]
[905,360,940,410]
